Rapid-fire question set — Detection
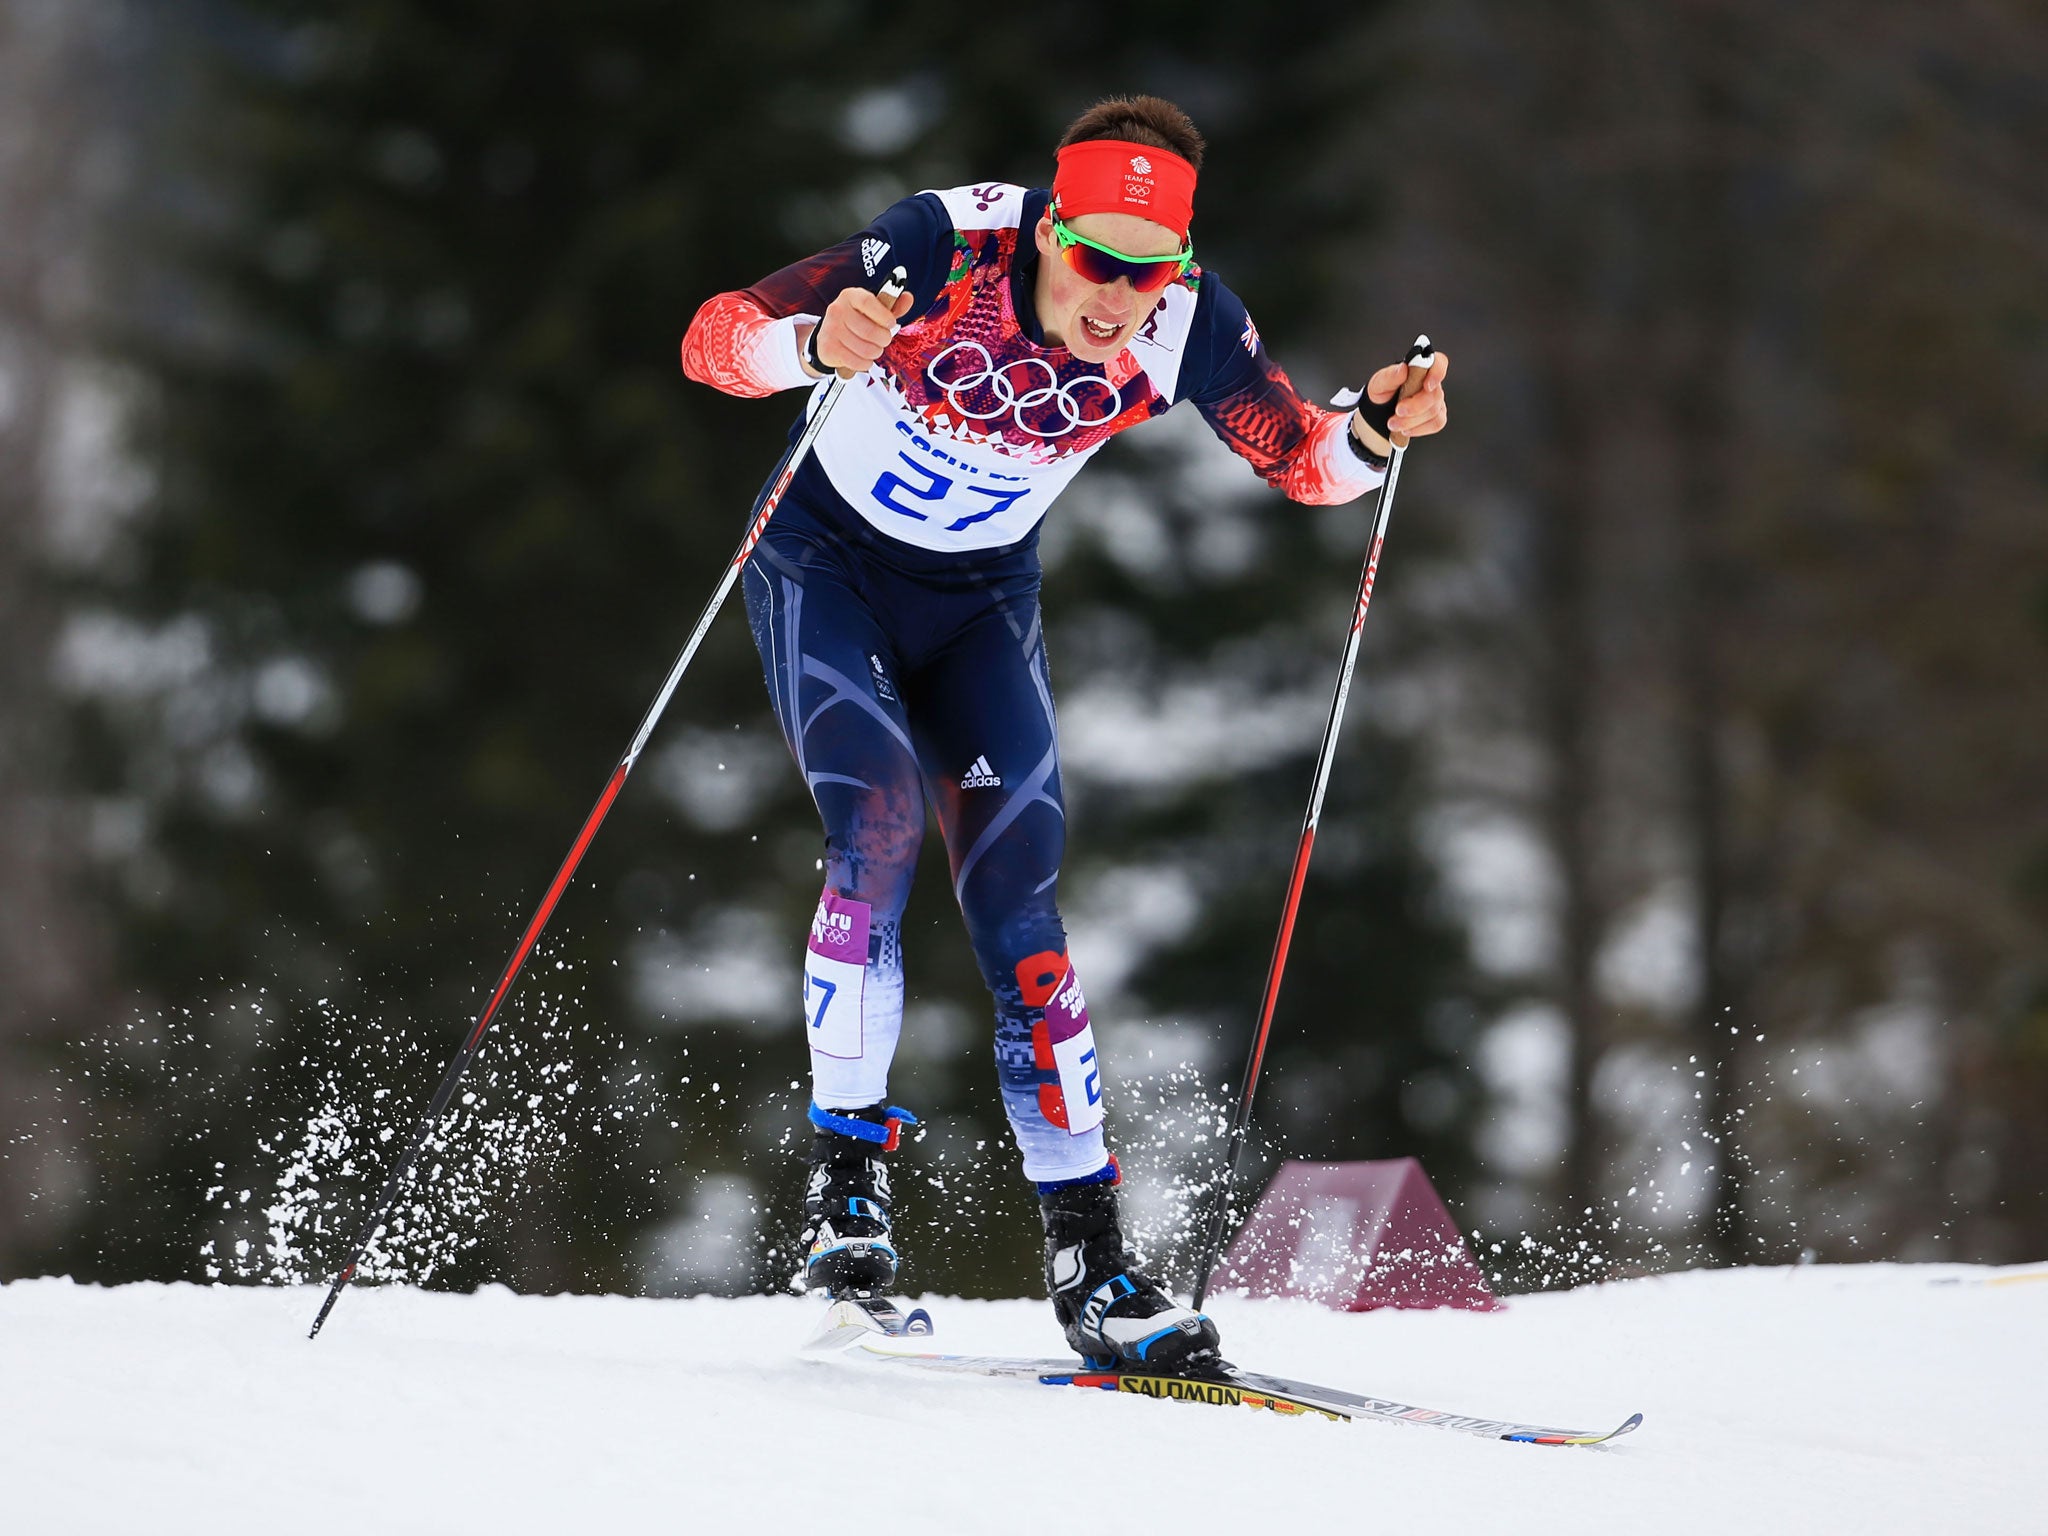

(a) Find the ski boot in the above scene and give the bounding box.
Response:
[1041,1169,1222,1372]
[799,1102,917,1298]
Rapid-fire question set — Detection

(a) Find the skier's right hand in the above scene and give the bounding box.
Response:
[804,285,916,377]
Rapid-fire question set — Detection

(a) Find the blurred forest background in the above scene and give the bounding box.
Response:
[1,0,2043,1303]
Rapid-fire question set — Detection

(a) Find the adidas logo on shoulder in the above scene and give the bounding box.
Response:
[860,237,891,277]
[960,755,1002,789]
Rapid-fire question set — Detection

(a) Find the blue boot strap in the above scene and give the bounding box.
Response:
[809,1103,919,1148]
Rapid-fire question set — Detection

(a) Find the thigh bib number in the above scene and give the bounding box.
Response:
[1042,968,1106,1137]
[805,892,871,1060]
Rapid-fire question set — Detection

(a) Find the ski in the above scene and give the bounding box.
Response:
[799,1292,934,1353]
[838,1335,1642,1447]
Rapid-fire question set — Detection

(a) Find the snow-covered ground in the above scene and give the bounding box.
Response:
[2,1264,2039,1535]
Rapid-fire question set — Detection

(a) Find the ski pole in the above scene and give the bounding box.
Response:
[1189,336,1435,1313]
[308,269,908,1339]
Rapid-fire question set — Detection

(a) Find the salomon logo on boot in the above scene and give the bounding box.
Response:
[1041,1175,1221,1370]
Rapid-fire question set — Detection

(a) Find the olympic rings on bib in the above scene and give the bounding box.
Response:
[927,341,1123,440]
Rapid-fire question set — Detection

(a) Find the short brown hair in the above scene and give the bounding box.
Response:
[1057,95,1205,171]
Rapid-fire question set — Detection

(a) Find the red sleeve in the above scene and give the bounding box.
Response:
[679,241,876,397]
[679,288,790,397]
[1179,275,1383,506]
[679,291,808,398]
[1195,350,1384,506]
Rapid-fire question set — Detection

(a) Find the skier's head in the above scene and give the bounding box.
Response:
[1037,95,1205,363]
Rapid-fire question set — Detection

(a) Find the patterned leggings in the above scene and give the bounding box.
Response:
[742,484,1108,1183]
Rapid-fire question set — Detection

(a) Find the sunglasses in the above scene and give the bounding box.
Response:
[1050,208,1193,295]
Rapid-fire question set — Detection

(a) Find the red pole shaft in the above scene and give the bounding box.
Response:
[1189,338,1433,1312]
[308,273,905,1338]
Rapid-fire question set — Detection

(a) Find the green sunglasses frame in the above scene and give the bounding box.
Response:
[1049,208,1194,285]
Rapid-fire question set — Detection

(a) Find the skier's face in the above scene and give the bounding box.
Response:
[1033,210,1182,363]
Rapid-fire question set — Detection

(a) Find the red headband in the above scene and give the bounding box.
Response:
[1051,138,1197,240]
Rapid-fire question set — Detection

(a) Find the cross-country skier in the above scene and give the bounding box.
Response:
[680,94,1449,1370]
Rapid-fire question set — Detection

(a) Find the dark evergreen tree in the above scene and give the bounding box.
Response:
[32,0,1484,1300]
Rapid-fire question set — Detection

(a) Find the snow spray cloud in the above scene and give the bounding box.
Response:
[41,934,669,1289]
[233,950,684,1287]
[1094,1061,1250,1289]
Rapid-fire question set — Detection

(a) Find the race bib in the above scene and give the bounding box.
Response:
[804,891,870,1060]
[1043,966,1106,1136]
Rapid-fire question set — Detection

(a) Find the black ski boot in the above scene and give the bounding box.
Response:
[1041,1175,1222,1372]
[800,1103,917,1296]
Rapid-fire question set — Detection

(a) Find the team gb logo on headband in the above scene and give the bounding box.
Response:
[1123,155,1156,207]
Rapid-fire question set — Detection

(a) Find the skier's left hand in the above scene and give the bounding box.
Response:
[1351,349,1450,457]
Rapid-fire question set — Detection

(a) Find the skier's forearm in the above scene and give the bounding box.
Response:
[1273,409,1389,504]
[1186,298,1386,505]
[680,291,819,398]
[1201,386,1387,505]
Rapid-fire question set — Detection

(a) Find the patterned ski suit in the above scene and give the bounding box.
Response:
[681,182,1383,1183]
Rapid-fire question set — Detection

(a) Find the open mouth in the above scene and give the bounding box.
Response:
[1079,315,1123,343]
